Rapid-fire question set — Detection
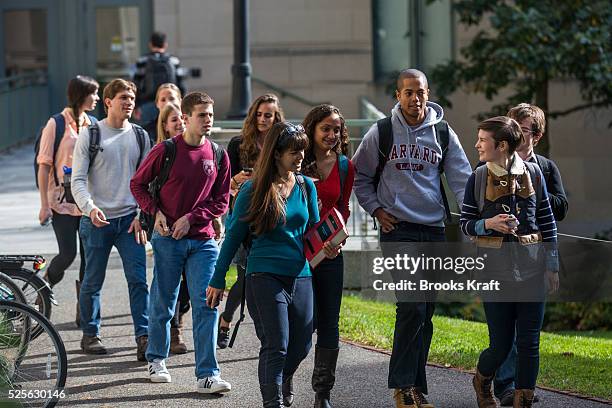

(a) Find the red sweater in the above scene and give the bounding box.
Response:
[314,156,355,222]
[130,134,230,240]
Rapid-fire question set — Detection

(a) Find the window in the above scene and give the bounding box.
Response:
[372,0,453,82]
[3,9,47,76]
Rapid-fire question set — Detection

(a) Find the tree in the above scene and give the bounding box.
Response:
[430,0,612,156]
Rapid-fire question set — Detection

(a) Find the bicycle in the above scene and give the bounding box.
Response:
[0,299,67,408]
[0,272,27,306]
[0,256,56,340]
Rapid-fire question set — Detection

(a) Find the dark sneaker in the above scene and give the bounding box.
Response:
[81,335,107,355]
[136,335,148,362]
[217,324,230,349]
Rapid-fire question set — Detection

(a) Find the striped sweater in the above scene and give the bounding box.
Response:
[460,157,558,275]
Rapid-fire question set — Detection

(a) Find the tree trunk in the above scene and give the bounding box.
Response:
[534,76,550,157]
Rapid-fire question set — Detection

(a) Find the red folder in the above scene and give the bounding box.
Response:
[304,207,349,269]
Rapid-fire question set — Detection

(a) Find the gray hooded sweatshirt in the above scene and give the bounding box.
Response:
[352,101,471,227]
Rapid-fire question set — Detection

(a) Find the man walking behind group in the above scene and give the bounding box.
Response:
[130,92,232,394]
[352,69,472,408]
[133,31,186,126]
[71,78,151,359]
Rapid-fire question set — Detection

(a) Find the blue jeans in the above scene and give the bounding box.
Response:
[79,214,148,340]
[380,222,446,393]
[494,330,518,398]
[146,233,220,379]
[246,273,313,386]
[312,254,343,349]
[478,302,545,389]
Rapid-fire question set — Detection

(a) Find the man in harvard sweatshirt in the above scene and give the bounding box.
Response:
[130,92,232,394]
[352,69,471,408]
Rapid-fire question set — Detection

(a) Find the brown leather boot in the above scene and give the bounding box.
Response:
[393,387,434,408]
[473,369,499,408]
[513,389,534,408]
[136,335,148,362]
[170,327,187,354]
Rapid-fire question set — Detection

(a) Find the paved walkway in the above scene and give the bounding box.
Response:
[1,144,609,407]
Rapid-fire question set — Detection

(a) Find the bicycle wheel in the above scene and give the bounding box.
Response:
[1,269,53,340]
[0,300,67,408]
[0,273,27,305]
[0,274,31,369]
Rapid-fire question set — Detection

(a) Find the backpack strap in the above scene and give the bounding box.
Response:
[228,272,246,348]
[524,161,543,210]
[295,173,314,229]
[210,140,224,173]
[374,117,393,190]
[132,124,149,169]
[154,139,177,197]
[474,164,488,214]
[86,114,98,125]
[87,123,102,171]
[434,120,452,222]
[434,121,449,172]
[50,113,66,187]
[337,154,349,206]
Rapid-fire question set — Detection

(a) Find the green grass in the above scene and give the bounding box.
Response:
[339,294,612,400]
[225,265,238,289]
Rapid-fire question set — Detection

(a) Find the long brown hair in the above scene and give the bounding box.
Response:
[239,94,284,168]
[156,102,181,144]
[66,75,99,134]
[301,104,349,179]
[245,122,309,236]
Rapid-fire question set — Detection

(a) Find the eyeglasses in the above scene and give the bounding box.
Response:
[279,123,304,139]
[521,128,534,136]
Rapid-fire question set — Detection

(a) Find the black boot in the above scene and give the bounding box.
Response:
[312,346,339,408]
[260,383,282,408]
[282,375,294,406]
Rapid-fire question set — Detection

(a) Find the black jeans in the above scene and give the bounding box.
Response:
[47,211,85,286]
[221,264,246,323]
[246,273,313,386]
[312,254,344,349]
[478,301,545,390]
[380,222,445,393]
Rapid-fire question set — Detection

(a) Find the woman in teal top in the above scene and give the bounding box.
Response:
[207,122,338,408]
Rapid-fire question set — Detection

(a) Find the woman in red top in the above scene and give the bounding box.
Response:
[302,104,355,408]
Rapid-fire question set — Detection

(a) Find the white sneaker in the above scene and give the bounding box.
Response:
[197,375,231,394]
[148,359,171,383]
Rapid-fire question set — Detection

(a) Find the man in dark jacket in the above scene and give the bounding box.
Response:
[133,31,186,124]
[493,103,568,406]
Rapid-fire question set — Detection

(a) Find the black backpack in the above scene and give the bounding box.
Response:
[373,117,453,224]
[143,53,177,101]
[34,113,98,189]
[87,122,149,170]
[141,138,225,237]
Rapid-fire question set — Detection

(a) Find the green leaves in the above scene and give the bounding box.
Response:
[428,0,612,126]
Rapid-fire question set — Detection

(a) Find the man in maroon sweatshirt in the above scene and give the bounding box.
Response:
[130,92,231,394]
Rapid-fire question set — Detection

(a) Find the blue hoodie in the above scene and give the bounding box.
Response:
[352,101,471,227]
